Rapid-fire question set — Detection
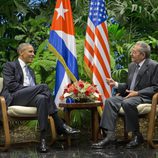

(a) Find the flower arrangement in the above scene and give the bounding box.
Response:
[60,80,101,102]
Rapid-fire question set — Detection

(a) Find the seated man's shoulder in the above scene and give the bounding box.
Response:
[4,61,16,67]
[148,59,158,65]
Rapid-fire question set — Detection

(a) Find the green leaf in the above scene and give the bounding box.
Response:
[15,35,26,41]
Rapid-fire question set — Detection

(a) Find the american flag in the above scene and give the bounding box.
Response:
[84,0,112,115]
[48,0,79,107]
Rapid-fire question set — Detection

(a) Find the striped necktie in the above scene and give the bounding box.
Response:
[24,65,35,86]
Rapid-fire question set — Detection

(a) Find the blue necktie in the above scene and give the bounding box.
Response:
[24,65,35,86]
[130,64,140,90]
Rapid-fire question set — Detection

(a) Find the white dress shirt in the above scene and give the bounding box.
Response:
[18,58,34,86]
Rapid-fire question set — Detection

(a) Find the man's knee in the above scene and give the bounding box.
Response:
[36,84,50,93]
[105,97,113,104]
[35,94,49,111]
[121,99,129,107]
[35,94,48,103]
[121,99,135,110]
[104,97,118,111]
[40,84,49,90]
[105,96,119,106]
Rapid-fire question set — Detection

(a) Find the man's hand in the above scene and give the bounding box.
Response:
[106,78,116,87]
[124,90,139,99]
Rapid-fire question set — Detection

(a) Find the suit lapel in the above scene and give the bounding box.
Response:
[15,60,24,83]
[135,59,149,88]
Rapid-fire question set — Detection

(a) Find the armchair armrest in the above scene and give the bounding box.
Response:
[152,93,158,107]
[0,96,8,120]
[150,93,158,121]
[0,96,10,150]
[147,92,158,148]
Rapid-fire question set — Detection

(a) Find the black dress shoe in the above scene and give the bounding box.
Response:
[126,134,144,149]
[38,139,48,153]
[0,120,2,127]
[91,137,116,149]
[62,124,80,135]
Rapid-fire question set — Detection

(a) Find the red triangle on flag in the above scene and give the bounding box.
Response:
[50,0,74,35]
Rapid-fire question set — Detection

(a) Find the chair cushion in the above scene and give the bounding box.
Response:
[0,77,3,93]
[8,106,37,117]
[119,103,158,115]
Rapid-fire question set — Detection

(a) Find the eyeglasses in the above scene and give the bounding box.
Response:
[130,50,140,55]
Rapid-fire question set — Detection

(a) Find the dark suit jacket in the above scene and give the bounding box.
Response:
[117,59,158,102]
[1,60,36,106]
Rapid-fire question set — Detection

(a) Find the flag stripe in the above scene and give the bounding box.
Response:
[54,62,70,104]
[100,23,110,63]
[84,54,93,71]
[93,64,111,98]
[94,45,110,78]
[96,24,110,65]
[84,41,94,60]
[55,30,77,58]
[94,29,111,76]
[86,22,95,42]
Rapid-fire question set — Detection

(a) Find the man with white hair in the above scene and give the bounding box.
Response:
[92,41,158,149]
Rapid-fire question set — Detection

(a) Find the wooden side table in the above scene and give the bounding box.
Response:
[59,102,102,146]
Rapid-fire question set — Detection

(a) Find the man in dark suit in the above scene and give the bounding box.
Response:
[1,43,80,152]
[92,41,158,149]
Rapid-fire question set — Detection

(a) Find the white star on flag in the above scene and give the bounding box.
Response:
[55,2,68,20]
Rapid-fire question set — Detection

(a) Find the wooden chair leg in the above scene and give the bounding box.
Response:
[120,115,128,140]
[147,93,158,148]
[0,96,11,151]
[64,109,71,146]
[48,116,57,145]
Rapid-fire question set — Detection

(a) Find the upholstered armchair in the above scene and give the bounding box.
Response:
[119,92,158,148]
[0,78,56,151]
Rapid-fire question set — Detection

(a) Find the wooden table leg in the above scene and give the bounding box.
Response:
[91,108,99,142]
[64,109,71,146]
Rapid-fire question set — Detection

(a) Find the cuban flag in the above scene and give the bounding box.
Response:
[48,0,79,106]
